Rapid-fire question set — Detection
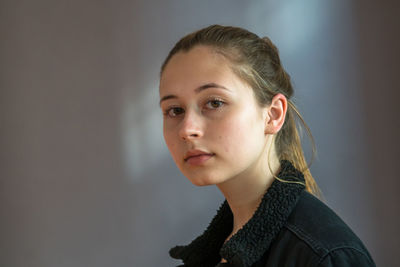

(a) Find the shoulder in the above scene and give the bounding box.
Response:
[287,192,369,253]
[263,191,375,266]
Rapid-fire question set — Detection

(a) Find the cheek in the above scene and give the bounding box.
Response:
[163,128,179,156]
[216,110,265,155]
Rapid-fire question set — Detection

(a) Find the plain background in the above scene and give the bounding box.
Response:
[1,0,399,266]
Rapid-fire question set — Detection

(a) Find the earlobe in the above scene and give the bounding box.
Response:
[264,93,287,134]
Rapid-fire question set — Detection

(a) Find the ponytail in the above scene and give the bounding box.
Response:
[161,25,321,196]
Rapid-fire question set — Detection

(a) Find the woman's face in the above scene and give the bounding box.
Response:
[159,46,270,186]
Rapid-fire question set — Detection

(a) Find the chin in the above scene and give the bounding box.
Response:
[186,172,227,187]
[190,180,212,187]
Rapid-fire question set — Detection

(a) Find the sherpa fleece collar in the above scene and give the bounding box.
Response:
[169,160,306,267]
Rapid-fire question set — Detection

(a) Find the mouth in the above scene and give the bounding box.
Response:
[184,150,215,165]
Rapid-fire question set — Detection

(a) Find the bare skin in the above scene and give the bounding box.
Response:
[160,45,287,263]
[217,136,281,241]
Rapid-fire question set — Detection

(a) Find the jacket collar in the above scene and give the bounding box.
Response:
[169,160,306,267]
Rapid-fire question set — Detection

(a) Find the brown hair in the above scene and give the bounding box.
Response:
[161,25,320,196]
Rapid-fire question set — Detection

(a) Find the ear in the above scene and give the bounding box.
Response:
[264,93,287,134]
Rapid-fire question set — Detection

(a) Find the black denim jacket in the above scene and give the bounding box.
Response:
[169,161,375,267]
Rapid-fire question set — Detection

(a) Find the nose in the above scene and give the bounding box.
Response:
[178,111,204,141]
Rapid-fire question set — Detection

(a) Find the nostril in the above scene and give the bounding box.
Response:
[178,114,203,140]
[180,130,201,141]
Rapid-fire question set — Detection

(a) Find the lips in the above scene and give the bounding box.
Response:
[184,149,215,165]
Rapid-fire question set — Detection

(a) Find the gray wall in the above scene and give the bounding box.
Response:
[0,0,398,266]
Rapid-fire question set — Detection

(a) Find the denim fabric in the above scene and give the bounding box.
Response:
[249,192,376,267]
[171,162,375,267]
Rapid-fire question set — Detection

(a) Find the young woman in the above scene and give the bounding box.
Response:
[159,25,375,267]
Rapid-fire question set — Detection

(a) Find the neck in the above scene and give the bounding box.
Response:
[217,144,281,238]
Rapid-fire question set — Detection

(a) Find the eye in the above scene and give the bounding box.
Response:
[205,99,225,109]
[164,107,184,117]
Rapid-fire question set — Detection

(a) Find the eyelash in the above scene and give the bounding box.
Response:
[163,98,226,118]
[205,98,225,109]
[163,106,184,117]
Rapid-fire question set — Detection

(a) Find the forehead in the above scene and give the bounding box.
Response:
[160,46,235,92]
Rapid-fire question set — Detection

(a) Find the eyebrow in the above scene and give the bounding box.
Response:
[159,83,230,106]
